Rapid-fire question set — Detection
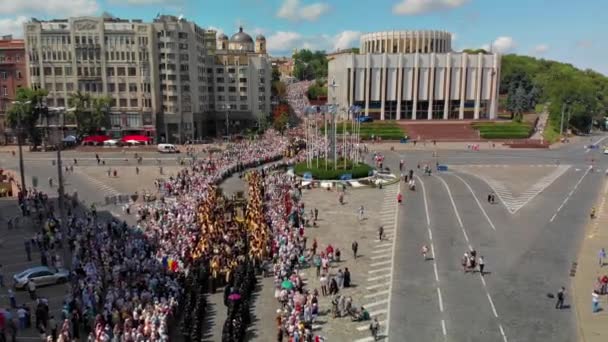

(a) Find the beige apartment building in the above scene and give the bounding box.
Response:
[23,16,272,142]
[24,16,160,138]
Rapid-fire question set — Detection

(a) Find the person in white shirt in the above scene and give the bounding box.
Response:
[27,279,37,300]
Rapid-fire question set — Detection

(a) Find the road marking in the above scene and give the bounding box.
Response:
[430,243,436,259]
[499,324,508,342]
[550,166,591,222]
[433,263,439,282]
[370,260,392,267]
[366,283,389,290]
[592,135,608,146]
[364,290,390,298]
[376,243,392,248]
[480,274,487,287]
[369,308,387,317]
[487,293,498,317]
[364,299,390,308]
[368,267,392,274]
[428,227,433,241]
[436,174,507,341]
[450,173,496,231]
[437,287,444,312]
[384,183,400,342]
[371,249,391,254]
[370,253,392,260]
[441,319,447,336]
[367,273,391,282]
[356,320,386,331]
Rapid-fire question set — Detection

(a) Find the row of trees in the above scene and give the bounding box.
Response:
[6,87,112,147]
[500,54,608,133]
[306,79,327,100]
[293,49,328,81]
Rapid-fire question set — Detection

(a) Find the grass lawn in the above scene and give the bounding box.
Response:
[323,121,407,140]
[542,123,560,143]
[472,121,533,139]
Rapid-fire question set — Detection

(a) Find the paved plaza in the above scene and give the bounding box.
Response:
[0,135,608,341]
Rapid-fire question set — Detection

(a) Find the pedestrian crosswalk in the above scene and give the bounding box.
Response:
[352,183,400,342]
[459,165,570,214]
[74,169,120,197]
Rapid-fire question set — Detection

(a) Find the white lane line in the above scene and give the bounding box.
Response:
[364,290,390,298]
[376,243,392,248]
[499,324,508,342]
[592,135,608,146]
[368,267,392,274]
[364,299,390,308]
[428,227,433,241]
[370,260,392,267]
[437,288,444,312]
[450,173,496,231]
[487,293,498,318]
[441,319,447,336]
[480,274,487,287]
[370,253,392,260]
[366,283,389,290]
[430,243,436,259]
[433,263,439,282]
[550,166,591,222]
[367,273,391,282]
[435,175,464,228]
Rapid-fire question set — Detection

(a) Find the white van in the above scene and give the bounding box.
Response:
[157,144,180,153]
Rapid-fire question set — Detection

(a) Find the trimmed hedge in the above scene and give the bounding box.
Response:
[324,122,407,140]
[294,159,373,180]
[473,122,533,139]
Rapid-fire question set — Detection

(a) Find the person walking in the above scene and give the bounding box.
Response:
[314,208,318,221]
[337,269,344,288]
[352,241,359,259]
[359,205,365,220]
[369,317,380,341]
[479,256,485,275]
[397,193,403,204]
[592,291,601,313]
[320,274,328,296]
[24,238,32,262]
[421,245,429,260]
[556,287,565,309]
[27,279,37,300]
[0,264,4,288]
[600,248,606,267]
[343,268,351,288]
[135,166,140,175]
[378,226,384,241]
[9,288,16,308]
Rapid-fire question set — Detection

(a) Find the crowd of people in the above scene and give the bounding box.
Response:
[286,81,313,118]
[1,130,309,341]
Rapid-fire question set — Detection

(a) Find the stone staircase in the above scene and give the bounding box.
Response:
[400,121,480,141]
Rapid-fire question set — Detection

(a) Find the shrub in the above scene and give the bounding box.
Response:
[294,159,373,180]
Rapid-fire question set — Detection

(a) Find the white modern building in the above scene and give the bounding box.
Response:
[328,30,501,120]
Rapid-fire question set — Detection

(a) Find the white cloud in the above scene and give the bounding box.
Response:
[451,33,457,41]
[0,16,28,37]
[277,0,330,22]
[532,44,549,54]
[332,30,361,51]
[267,31,304,53]
[267,30,363,55]
[482,36,516,53]
[0,0,99,17]
[393,0,469,15]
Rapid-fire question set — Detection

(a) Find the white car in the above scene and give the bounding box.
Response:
[13,266,70,290]
[603,149,608,155]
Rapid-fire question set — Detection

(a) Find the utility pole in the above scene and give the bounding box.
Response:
[54,108,69,268]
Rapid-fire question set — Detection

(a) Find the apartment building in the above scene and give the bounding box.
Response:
[24,16,159,138]
[213,27,271,135]
[0,36,27,143]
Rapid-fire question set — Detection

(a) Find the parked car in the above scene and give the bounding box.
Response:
[13,266,69,290]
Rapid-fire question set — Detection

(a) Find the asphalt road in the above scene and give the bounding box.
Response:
[380,136,608,342]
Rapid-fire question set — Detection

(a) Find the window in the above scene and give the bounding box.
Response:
[107,67,115,76]
[217,86,225,92]
[65,67,72,76]
[178,32,188,39]
[130,99,138,107]
[0,72,6,79]
[228,68,236,73]
[108,83,115,92]
[216,77,224,83]
[57,98,65,107]
[119,99,127,107]
[110,98,117,107]
[117,67,126,76]
[128,83,137,92]
[182,85,190,92]
[239,87,247,92]
[240,96,247,101]
[180,54,189,61]
[229,87,236,92]
[239,78,247,83]
[54,67,62,76]
[258,87,265,92]
[180,64,189,72]
[1,86,7,96]
[45,83,53,91]
[118,83,126,92]
[216,68,224,74]
[128,67,136,76]
[44,67,52,76]
[55,83,63,91]
[66,83,74,91]
[240,104,248,110]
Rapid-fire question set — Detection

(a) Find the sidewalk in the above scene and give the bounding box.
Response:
[573,178,608,342]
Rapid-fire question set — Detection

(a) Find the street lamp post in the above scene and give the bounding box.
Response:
[11,100,31,194]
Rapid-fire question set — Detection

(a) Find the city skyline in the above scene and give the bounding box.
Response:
[0,0,605,75]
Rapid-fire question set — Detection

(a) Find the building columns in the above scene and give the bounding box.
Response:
[474,53,482,119]
[396,53,403,120]
[428,52,435,120]
[380,54,387,120]
[459,53,467,120]
[412,52,419,120]
[443,53,451,119]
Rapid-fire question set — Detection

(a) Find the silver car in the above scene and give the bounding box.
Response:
[13,266,69,290]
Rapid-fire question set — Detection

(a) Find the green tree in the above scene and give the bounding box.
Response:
[273,112,289,133]
[293,49,328,81]
[69,91,111,136]
[272,67,281,82]
[6,87,49,148]
[272,80,287,99]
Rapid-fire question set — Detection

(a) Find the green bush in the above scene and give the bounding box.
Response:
[473,122,533,139]
[480,131,531,139]
[294,159,373,180]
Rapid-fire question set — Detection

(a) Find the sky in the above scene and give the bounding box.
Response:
[0,0,606,75]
